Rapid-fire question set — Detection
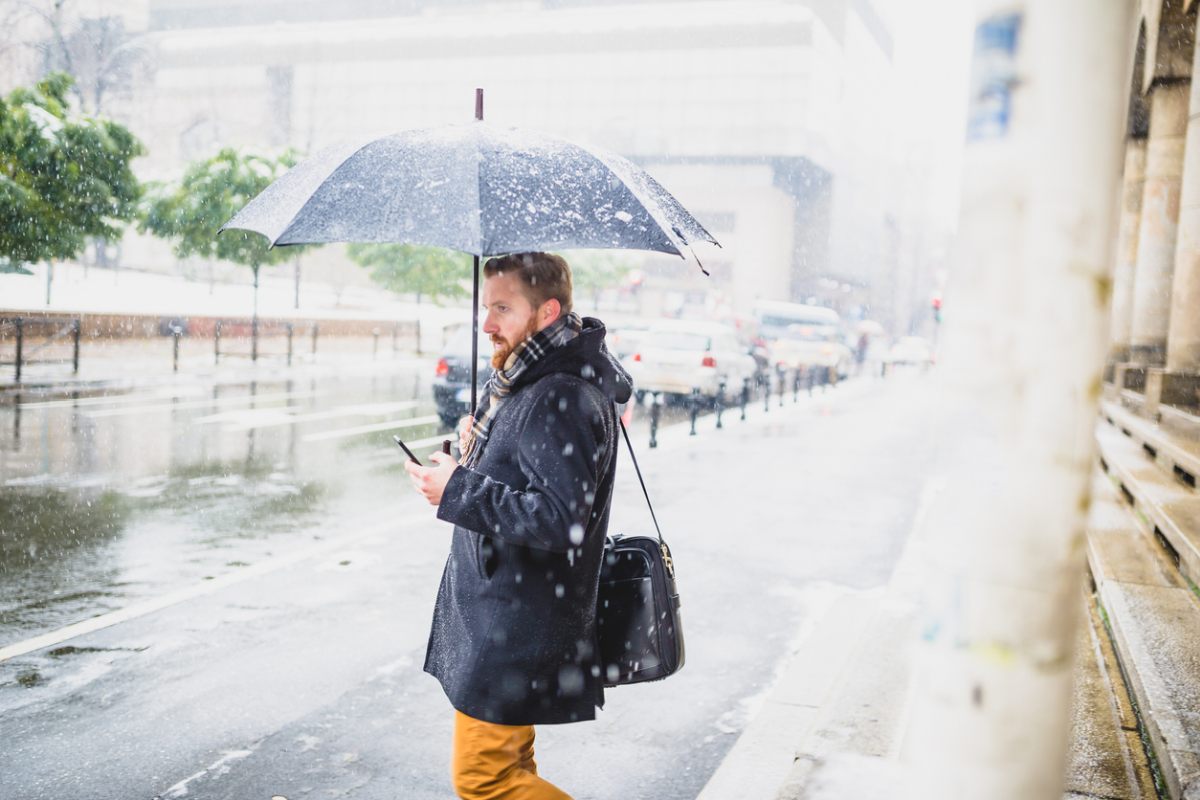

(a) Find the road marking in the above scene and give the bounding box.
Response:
[301,414,441,442]
[83,389,323,418]
[19,386,210,409]
[206,400,421,430]
[0,511,431,664]
[193,405,308,425]
[163,747,258,799]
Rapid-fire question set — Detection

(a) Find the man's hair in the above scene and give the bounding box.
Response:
[483,252,573,315]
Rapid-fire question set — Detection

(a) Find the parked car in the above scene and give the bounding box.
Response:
[432,325,491,428]
[622,320,759,402]
[607,321,652,360]
[886,336,935,367]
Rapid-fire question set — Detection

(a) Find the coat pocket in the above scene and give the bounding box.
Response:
[474,533,497,579]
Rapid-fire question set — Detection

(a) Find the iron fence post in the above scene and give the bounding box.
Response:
[214,320,221,364]
[71,318,81,374]
[172,326,181,372]
[689,387,700,435]
[716,380,725,429]
[649,392,661,449]
[14,318,23,383]
[287,323,294,366]
[741,377,749,421]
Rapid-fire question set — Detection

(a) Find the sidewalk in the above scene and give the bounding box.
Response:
[0,260,471,394]
[0,332,432,397]
[697,478,1157,800]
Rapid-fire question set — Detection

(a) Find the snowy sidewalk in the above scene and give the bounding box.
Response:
[0,261,475,394]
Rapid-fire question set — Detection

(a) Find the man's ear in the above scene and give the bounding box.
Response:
[541,298,562,327]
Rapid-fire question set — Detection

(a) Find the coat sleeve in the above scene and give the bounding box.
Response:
[436,381,609,553]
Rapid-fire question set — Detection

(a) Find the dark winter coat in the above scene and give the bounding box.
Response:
[424,317,633,726]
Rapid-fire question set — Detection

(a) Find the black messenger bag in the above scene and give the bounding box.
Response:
[596,418,685,687]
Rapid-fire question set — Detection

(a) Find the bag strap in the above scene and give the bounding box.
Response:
[618,416,664,543]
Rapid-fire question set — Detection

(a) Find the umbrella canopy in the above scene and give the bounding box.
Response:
[221,122,717,258]
[222,120,719,418]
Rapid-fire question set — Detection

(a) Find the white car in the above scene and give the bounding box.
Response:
[886,336,935,367]
[622,320,759,401]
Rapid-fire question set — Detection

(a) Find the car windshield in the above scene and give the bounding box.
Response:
[649,331,711,351]
[781,324,838,342]
[446,325,492,355]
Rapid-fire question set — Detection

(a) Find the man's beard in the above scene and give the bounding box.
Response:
[491,316,540,370]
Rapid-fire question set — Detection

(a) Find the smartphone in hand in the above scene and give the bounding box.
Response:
[393,434,421,465]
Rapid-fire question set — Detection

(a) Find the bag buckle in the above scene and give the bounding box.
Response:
[660,542,675,579]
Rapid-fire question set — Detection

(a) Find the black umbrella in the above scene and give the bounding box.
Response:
[222,93,718,413]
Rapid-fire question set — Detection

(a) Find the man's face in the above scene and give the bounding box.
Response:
[482,271,541,369]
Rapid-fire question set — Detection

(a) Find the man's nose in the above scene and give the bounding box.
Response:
[482,314,498,334]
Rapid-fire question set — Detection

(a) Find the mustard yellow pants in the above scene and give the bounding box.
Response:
[451,710,573,799]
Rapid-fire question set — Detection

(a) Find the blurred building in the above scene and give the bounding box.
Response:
[4,0,945,331]
[1107,0,1200,416]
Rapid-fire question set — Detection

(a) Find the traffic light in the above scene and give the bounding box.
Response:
[931,295,943,323]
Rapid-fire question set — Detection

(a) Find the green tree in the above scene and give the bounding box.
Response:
[140,147,306,359]
[347,243,469,304]
[569,250,634,310]
[0,72,143,296]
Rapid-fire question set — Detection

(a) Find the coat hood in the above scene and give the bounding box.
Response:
[516,316,633,404]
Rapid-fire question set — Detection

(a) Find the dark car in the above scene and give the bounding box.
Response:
[432,325,492,428]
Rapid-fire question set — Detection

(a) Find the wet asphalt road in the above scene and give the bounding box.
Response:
[0,362,940,800]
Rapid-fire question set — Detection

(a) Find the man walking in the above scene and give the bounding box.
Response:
[405,252,632,799]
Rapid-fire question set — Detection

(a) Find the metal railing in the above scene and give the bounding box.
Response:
[213,319,321,366]
[0,316,82,382]
[639,364,842,449]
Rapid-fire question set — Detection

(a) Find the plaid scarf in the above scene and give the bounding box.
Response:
[461,312,583,467]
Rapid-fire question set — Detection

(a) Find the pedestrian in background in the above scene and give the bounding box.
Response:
[405,252,633,799]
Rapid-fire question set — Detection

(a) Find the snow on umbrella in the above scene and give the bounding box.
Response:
[221,120,719,411]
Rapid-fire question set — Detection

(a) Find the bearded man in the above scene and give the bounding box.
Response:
[405,251,633,800]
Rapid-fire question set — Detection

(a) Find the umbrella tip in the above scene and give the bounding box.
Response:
[475,88,484,121]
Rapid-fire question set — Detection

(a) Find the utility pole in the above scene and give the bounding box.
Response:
[902,2,1134,799]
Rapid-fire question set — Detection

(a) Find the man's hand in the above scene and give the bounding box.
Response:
[457,415,474,456]
[405,451,458,506]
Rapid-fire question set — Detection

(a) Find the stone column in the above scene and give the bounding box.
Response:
[1108,139,1147,363]
[1129,81,1189,365]
[1168,34,1200,375]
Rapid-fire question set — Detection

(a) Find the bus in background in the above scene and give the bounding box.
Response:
[752,300,853,381]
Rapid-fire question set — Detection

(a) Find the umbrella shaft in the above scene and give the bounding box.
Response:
[471,255,480,416]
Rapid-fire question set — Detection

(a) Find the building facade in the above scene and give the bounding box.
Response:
[1109,0,1200,414]
[4,1,938,331]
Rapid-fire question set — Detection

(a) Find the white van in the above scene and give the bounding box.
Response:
[753,301,852,377]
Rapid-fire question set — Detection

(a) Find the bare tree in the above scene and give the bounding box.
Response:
[14,1,150,115]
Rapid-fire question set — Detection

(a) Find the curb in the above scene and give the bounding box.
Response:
[694,587,882,800]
